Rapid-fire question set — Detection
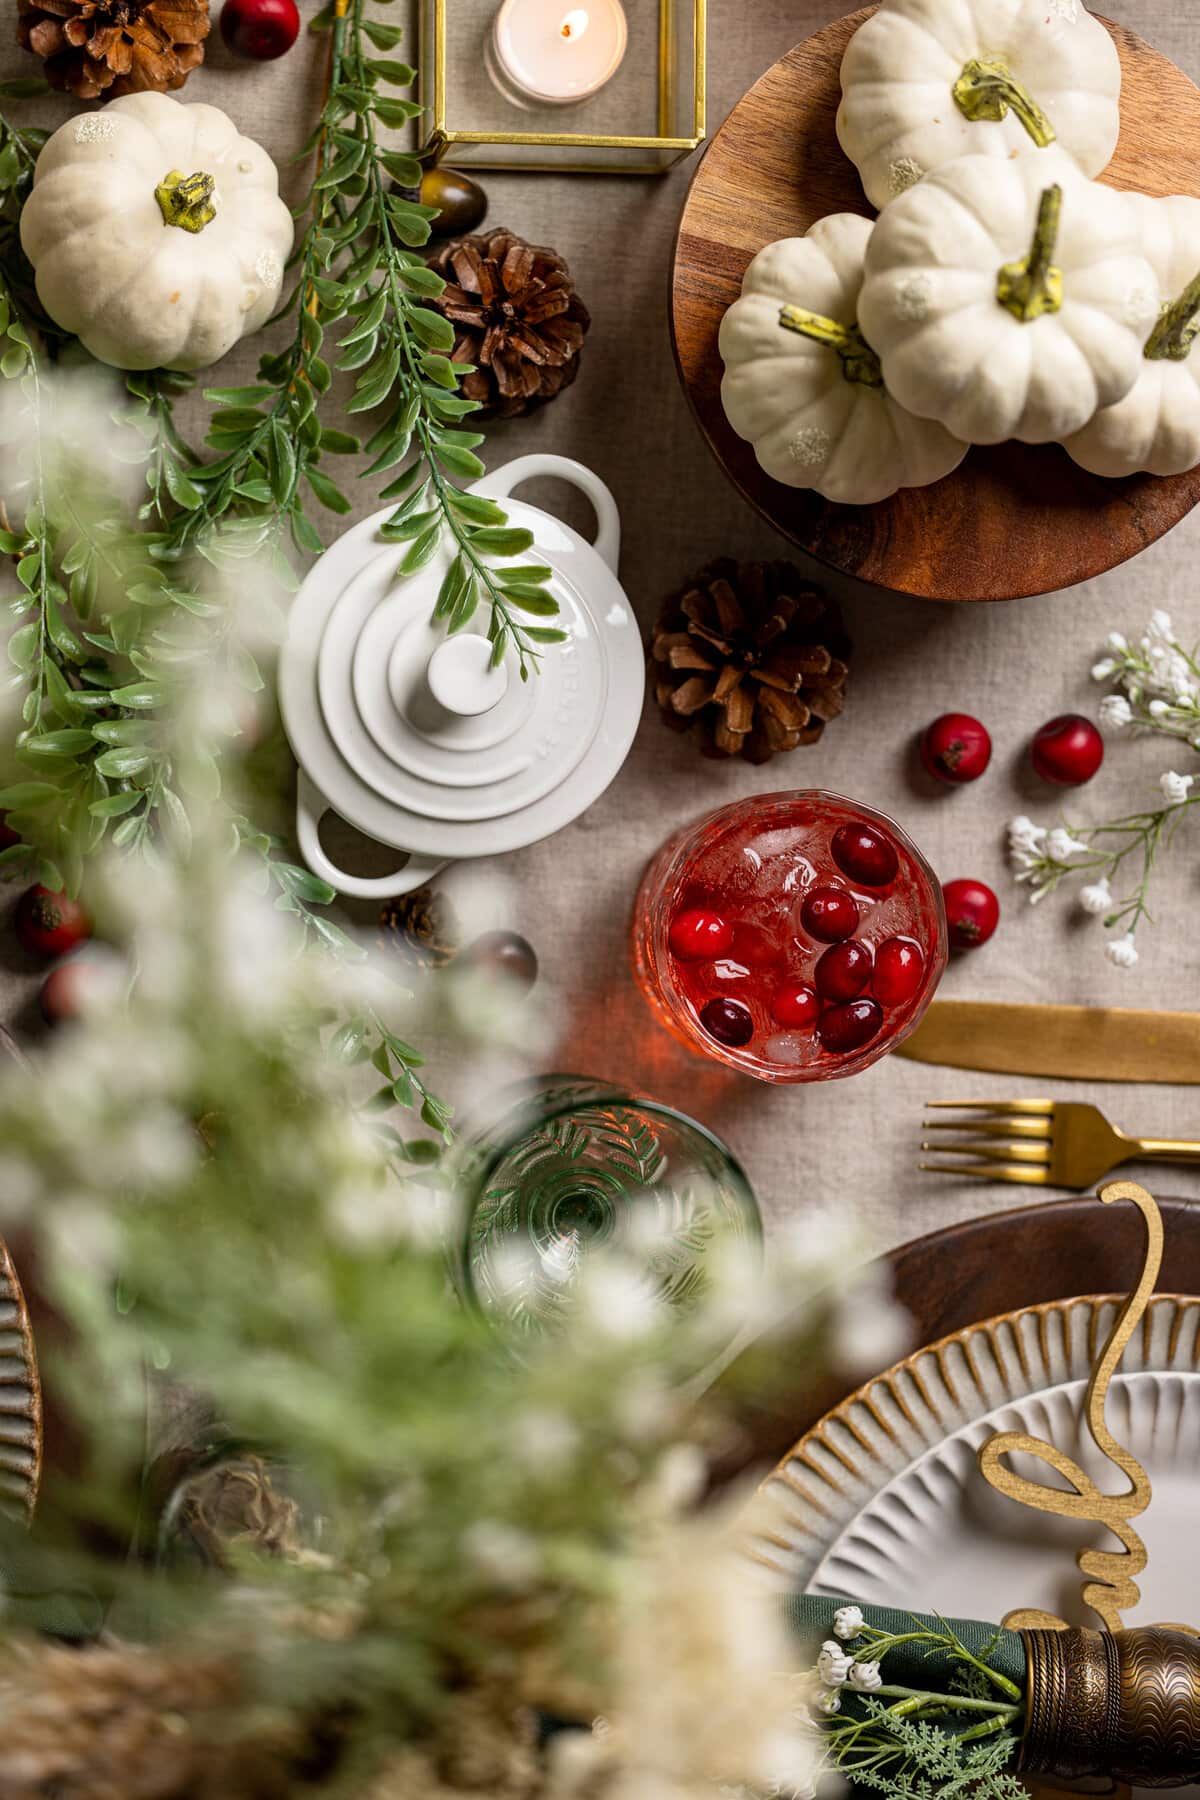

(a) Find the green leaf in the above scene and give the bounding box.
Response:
[111,813,143,849]
[408,307,456,352]
[94,746,153,779]
[109,681,166,708]
[44,597,84,663]
[380,507,439,543]
[401,526,442,575]
[0,78,51,97]
[362,16,405,45]
[368,58,417,85]
[444,490,506,526]
[304,466,353,514]
[274,860,336,906]
[345,346,401,414]
[8,622,38,672]
[318,428,361,455]
[267,419,298,506]
[522,627,569,645]
[0,782,56,809]
[21,728,96,756]
[469,526,536,555]
[419,352,460,389]
[163,457,203,509]
[373,96,424,127]
[89,790,143,818]
[436,444,485,481]
[204,384,278,405]
[291,508,325,556]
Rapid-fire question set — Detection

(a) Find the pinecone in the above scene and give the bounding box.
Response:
[17,0,209,102]
[427,229,590,419]
[650,560,851,763]
[378,885,461,969]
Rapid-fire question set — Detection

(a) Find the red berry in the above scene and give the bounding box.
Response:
[699,996,754,1048]
[831,823,899,887]
[818,998,884,1055]
[0,813,19,852]
[771,983,819,1030]
[815,939,873,1002]
[873,937,926,1005]
[921,713,992,784]
[1030,714,1104,787]
[800,886,859,943]
[220,0,300,59]
[14,885,91,960]
[669,907,733,961]
[943,879,999,950]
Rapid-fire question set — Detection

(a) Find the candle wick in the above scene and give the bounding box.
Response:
[560,8,590,42]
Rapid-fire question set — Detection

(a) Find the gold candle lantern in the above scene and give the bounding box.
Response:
[415,0,707,174]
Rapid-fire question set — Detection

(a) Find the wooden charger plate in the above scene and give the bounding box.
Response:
[708,1192,1200,1486]
[671,10,1200,601]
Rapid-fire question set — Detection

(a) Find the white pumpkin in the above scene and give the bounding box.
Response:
[837,0,1121,212]
[857,151,1160,445]
[20,94,294,373]
[718,214,968,506]
[1064,194,1200,477]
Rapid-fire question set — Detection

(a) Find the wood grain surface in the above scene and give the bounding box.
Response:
[671,10,1200,602]
[710,1192,1200,1485]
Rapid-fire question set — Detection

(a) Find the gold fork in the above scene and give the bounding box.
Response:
[920,1099,1200,1190]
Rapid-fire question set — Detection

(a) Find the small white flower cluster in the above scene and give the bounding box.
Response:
[811,1607,883,1717]
[1092,614,1200,748]
[1007,813,1143,968]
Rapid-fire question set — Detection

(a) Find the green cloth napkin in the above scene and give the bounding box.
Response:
[787,1594,1026,1691]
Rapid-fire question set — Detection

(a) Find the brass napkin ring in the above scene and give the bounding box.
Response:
[1021,1626,1200,1786]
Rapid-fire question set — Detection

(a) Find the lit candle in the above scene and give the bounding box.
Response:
[486,0,628,108]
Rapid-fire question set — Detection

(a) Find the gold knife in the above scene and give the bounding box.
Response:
[897,1001,1200,1084]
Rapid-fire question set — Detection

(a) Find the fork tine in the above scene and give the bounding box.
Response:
[920,1140,1051,1165]
[922,1117,1052,1140]
[924,1100,1056,1116]
[918,1161,1052,1185]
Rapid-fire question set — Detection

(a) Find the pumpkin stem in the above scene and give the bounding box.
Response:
[953,57,1057,148]
[156,170,218,234]
[778,305,884,388]
[1144,271,1200,362]
[996,185,1064,324]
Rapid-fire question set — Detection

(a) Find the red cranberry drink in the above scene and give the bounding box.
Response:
[632,791,947,1082]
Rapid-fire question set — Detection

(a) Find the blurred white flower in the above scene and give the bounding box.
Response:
[1160,770,1194,804]
[1007,815,1046,855]
[1090,658,1117,682]
[1149,609,1174,643]
[461,1519,541,1589]
[1046,828,1088,861]
[1099,694,1133,729]
[833,1604,864,1641]
[1148,699,1170,719]
[513,1407,578,1472]
[817,1643,853,1687]
[829,1269,912,1380]
[848,1661,882,1692]
[1079,877,1113,917]
[578,1259,664,1343]
[1107,630,1129,652]
[643,1442,709,1518]
[1106,933,1139,970]
[814,1689,841,1717]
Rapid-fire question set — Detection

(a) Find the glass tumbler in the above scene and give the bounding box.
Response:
[631,790,947,1083]
[457,1076,760,1334]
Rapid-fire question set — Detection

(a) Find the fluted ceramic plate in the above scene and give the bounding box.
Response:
[0,1236,40,1523]
[753,1295,1200,1634]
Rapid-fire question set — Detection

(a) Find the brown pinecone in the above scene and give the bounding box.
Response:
[378,885,460,969]
[427,229,590,419]
[650,560,851,763]
[17,0,209,101]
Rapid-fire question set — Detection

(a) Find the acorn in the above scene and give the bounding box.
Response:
[395,166,489,239]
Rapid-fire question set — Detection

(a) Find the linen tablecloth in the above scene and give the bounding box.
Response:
[2,0,1198,1252]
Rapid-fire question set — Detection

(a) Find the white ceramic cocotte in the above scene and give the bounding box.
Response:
[280,455,644,899]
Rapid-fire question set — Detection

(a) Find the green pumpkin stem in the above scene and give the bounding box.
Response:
[953,57,1057,147]
[778,305,884,388]
[1144,271,1200,362]
[996,185,1064,324]
[155,169,218,234]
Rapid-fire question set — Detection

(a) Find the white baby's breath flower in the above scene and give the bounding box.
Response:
[1007,815,1046,856]
[1148,698,1170,718]
[1149,609,1174,643]
[1099,694,1133,729]
[1091,658,1117,682]
[1046,828,1088,861]
[814,1688,842,1717]
[848,1661,882,1692]
[1160,770,1194,804]
[461,1519,541,1589]
[1106,932,1139,970]
[833,1604,864,1641]
[817,1642,854,1687]
[1079,877,1113,917]
[1107,630,1129,653]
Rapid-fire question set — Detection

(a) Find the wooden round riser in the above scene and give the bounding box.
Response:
[671,9,1200,602]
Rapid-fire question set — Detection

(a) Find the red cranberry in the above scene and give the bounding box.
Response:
[670,908,733,961]
[699,996,754,1048]
[1030,714,1104,787]
[14,885,91,960]
[943,879,1000,950]
[800,886,859,943]
[818,998,884,1055]
[921,713,992,784]
[815,939,873,1002]
[771,983,819,1030]
[220,0,300,58]
[0,813,19,852]
[873,937,926,1005]
[39,951,119,1026]
[831,823,899,888]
